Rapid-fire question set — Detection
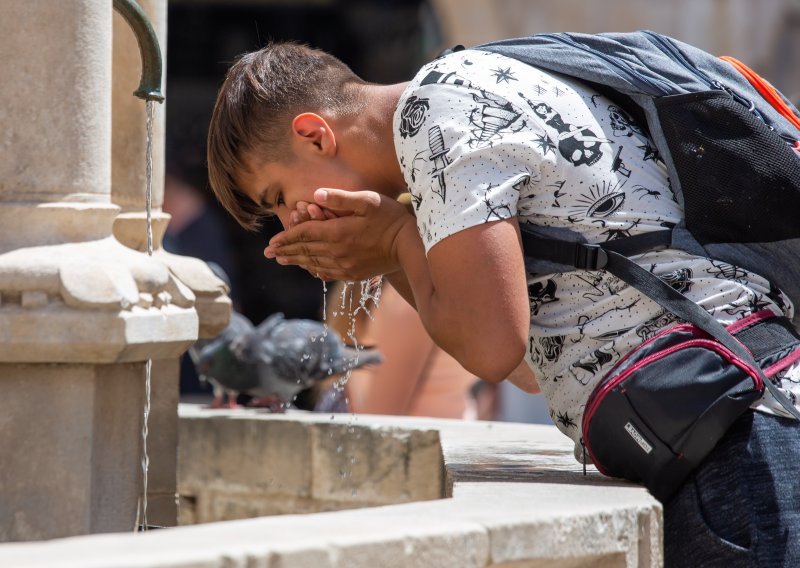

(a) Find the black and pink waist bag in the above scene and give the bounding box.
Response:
[582,310,800,501]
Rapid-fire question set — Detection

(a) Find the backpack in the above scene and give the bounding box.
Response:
[464,31,800,319]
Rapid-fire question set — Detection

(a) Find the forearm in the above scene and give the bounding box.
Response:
[392,219,526,382]
[263,190,528,381]
[384,270,416,309]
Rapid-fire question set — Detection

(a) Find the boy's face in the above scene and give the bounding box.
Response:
[237,152,365,229]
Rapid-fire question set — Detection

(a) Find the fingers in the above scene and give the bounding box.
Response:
[288,201,339,228]
[315,188,381,216]
[267,220,339,252]
[306,203,336,220]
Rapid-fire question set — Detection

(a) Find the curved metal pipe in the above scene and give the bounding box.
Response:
[113,0,165,103]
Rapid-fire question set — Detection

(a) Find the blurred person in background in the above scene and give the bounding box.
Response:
[326,280,489,419]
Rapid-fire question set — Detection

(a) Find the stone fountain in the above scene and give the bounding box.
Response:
[0,1,663,565]
[0,0,230,540]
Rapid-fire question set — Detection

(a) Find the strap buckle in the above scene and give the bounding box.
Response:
[574,244,609,270]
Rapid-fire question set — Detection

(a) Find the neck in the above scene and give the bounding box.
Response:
[341,82,409,198]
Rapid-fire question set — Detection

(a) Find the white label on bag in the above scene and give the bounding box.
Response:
[625,422,653,454]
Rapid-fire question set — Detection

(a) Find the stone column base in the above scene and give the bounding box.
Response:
[0,363,147,542]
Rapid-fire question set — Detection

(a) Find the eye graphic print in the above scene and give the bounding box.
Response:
[568,180,626,221]
[587,192,625,217]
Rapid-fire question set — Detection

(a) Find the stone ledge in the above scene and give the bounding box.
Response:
[0,407,662,567]
[0,303,198,363]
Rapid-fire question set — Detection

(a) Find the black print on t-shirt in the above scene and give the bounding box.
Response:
[568,180,626,222]
[638,141,661,162]
[705,260,749,282]
[767,281,790,314]
[467,90,526,148]
[534,132,557,156]
[632,185,662,200]
[570,345,620,385]
[490,66,518,84]
[656,267,693,294]
[427,125,451,203]
[635,310,679,341]
[549,180,566,207]
[420,70,476,90]
[594,219,643,241]
[576,272,626,302]
[611,146,632,177]
[555,410,577,428]
[399,96,430,138]
[540,335,566,363]
[481,183,513,222]
[577,298,643,335]
[519,95,611,167]
[607,104,644,137]
[528,279,559,315]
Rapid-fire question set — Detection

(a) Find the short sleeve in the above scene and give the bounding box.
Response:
[395,83,545,253]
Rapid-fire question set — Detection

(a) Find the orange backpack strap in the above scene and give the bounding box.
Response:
[720,55,800,133]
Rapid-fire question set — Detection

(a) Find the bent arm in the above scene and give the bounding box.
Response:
[393,214,529,382]
[266,190,530,382]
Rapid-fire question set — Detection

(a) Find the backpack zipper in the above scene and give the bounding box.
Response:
[643,31,770,126]
[541,33,671,96]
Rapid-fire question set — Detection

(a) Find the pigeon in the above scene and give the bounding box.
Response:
[188,311,258,407]
[189,312,382,410]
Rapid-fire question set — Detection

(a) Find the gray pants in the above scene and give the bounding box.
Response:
[664,410,800,567]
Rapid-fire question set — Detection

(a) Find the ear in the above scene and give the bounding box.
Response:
[291,113,337,157]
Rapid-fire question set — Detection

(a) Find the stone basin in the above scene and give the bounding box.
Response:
[0,405,661,567]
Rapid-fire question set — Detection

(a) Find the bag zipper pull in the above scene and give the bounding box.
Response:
[581,439,587,476]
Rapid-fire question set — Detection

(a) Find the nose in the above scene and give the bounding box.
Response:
[276,210,292,230]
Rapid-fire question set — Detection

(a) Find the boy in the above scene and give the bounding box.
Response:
[207,41,800,565]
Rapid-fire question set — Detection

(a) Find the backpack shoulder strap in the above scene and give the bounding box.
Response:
[519,226,800,420]
[604,249,800,420]
[519,229,672,270]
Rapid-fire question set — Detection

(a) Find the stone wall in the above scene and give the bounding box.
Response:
[178,409,444,523]
[0,408,661,567]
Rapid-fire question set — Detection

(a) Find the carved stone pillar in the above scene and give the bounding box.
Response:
[111,0,232,527]
[0,0,198,541]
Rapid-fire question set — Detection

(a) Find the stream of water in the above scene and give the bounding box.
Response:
[325,277,383,494]
[138,100,156,532]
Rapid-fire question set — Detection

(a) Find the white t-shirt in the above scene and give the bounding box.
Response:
[393,49,800,459]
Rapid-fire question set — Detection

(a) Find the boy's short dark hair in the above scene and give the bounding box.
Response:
[207,42,366,230]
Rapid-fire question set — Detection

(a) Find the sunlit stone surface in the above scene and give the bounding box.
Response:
[0,408,661,567]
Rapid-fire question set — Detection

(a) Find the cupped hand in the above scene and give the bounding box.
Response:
[288,200,339,228]
[265,188,415,281]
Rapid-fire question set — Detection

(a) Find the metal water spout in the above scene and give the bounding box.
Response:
[113,0,164,102]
